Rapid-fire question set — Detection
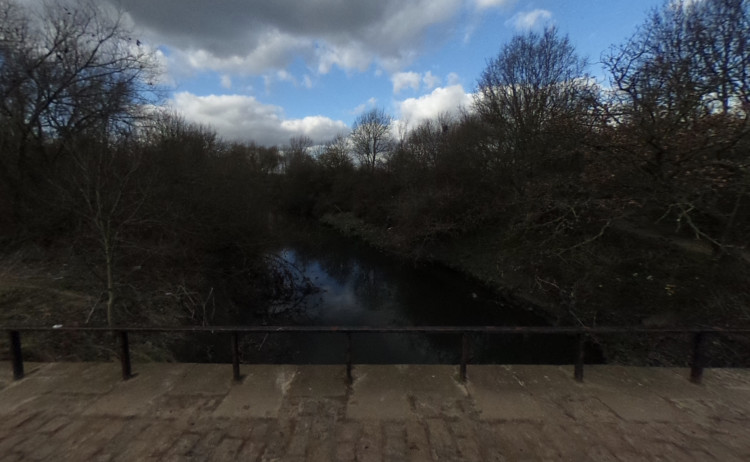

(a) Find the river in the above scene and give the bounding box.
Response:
[211,223,595,365]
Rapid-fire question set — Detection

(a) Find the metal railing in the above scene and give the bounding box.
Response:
[4,325,749,385]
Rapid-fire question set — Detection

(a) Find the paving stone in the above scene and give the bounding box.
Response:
[163,431,202,459]
[211,437,243,461]
[37,414,70,433]
[426,418,460,460]
[334,441,357,461]
[167,363,234,396]
[305,415,337,461]
[0,410,46,433]
[701,368,750,391]
[84,363,190,417]
[286,417,312,456]
[449,419,485,460]
[49,363,122,395]
[596,391,690,422]
[347,368,413,420]
[236,430,267,460]
[467,365,564,421]
[258,419,293,459]
[107,420,181,461]
[337,420,363,442]
[0,362,749,461]
[0,378,59,413]
[356,421,383,462]
[179,428,223,459]
[553,394,621,422]
[288,365,347,397]
[382,421,407,461]
[405,420,433,462]
[23,392,100,415]
[0,433,30,455]
[212,365,295,418]
[58,418,130,461]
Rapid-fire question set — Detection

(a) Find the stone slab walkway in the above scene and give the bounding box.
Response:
[0,362,749,460]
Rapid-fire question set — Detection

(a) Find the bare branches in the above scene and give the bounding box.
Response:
[351,107,393,172]
[474,27,597,191]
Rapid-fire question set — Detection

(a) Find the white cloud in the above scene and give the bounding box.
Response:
[397,84,472,125]
[220,75,232,89]
[170,92,348,146]
[423,71,441,90]
[392,71,422,94]
[176,31,311,76]
[507,9,553,31]
[316,41,373,74]
[392,70,446,94]
[277,70,295,83]
[113,0,463,76]
[474,0,514,10]
[446,72,461,85]
[351,97,378,115]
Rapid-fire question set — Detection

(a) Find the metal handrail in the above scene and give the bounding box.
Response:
[4,325,750,385]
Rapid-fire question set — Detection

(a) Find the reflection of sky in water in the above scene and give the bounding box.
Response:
[253,231,582,365]
[271,239,550,332]
[276,248,402,326]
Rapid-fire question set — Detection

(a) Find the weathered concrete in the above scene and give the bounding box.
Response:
[0,361,749,460]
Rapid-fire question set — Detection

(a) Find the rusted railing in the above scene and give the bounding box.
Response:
[4,325,749,385]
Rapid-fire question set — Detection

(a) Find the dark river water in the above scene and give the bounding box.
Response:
[200,223,595,365]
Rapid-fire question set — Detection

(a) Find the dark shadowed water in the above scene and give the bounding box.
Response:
[217,224,597,365]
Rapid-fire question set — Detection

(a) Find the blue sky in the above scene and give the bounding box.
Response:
[108,0,664,146]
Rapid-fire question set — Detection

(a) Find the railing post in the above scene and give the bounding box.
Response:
[574,333,585,382]
[690,332,705,384]
[346,333,353,385]
[460,333,469,382]
[9,330,24,380]
[118,330,132,380]
[232,332,241,382]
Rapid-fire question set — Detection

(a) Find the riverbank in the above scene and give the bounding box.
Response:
[320,212,558,317]
[320,212,750,366]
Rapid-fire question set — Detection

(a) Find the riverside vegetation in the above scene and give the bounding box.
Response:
[1,0,748,364]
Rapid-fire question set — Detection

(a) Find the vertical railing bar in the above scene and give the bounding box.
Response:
[460,332,469,382]
[9,330,24,380]
[690,331,705,384]
[119,330,132,380]
[346,332,353,385]
[574,333,585,382]
[232,331,241,382]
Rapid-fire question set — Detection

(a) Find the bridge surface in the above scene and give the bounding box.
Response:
[0,362,748,461]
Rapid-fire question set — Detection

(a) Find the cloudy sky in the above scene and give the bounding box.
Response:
[106,0,663,146]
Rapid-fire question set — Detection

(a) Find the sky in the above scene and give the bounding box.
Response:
[102,0,665,147]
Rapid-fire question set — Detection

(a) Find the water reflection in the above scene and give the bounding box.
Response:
[229,225,589,365]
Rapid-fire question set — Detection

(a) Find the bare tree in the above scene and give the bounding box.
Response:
[0,0,162,324]
[318,134,353,171]
[406,116,452,169]
[288,135,313,157]
[604,0,750,174]
[603,0,750,255]
[350,108,393,172]
[474,27,596,189]
[62,135,152,326]
[0,0,161,225]
[284,135,313,172]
